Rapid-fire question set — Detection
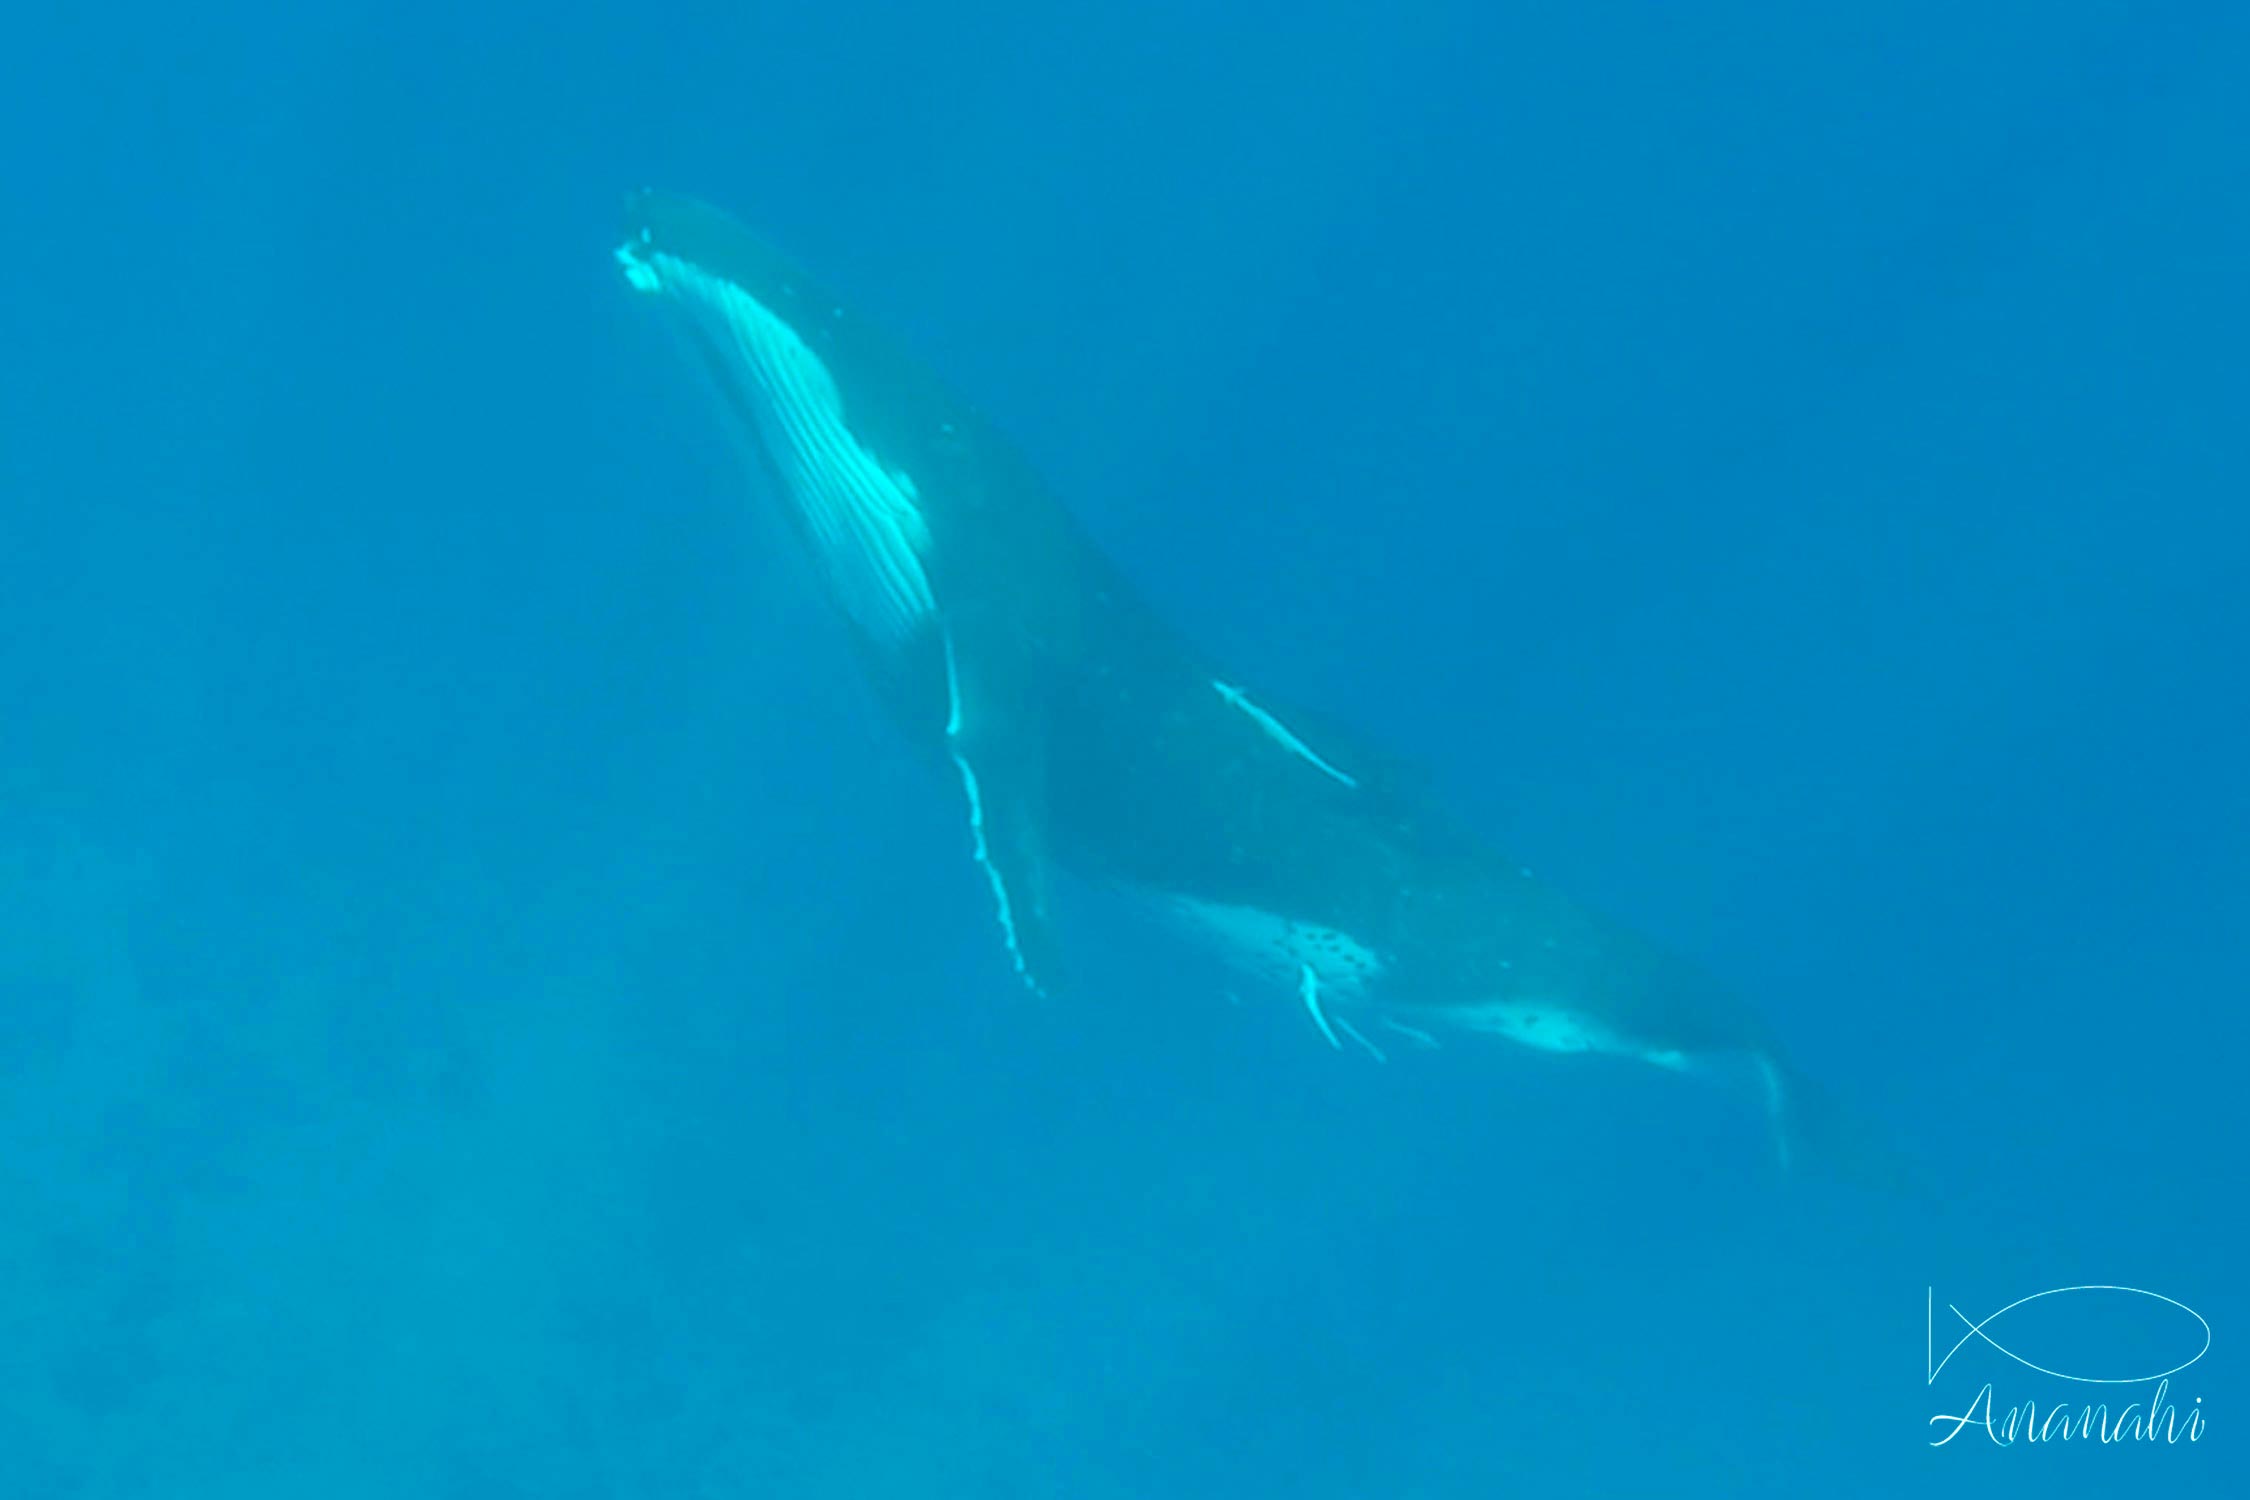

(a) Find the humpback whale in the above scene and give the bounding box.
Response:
[614,189,1902,1187]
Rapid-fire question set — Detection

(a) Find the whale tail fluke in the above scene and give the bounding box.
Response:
[1759,1055,1925,1199]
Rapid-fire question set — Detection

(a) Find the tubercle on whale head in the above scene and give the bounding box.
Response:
[612,232,661,294]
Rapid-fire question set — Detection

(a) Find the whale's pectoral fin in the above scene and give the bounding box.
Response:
[954,741,1068,998]
[941,633,1066,997]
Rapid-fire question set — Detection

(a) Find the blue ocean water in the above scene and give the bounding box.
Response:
[3,1,2244,1494]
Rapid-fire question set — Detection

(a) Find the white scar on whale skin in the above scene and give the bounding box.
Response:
[943,635,1038,994]
[1294,964,1386,1061]
[615,235,935,647]
[1298,963,1342,1050]
[1212,680,1359,788]
[1332,1013,1387,1062]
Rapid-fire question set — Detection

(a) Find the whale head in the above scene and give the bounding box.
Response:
[615,189,940,648]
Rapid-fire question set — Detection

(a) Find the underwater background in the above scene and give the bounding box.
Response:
[3,1,2245,1494]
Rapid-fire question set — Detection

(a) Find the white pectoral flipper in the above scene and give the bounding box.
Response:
[941,633,1065,997]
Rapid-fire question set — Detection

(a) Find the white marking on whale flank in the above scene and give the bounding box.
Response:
[1211,680,1359,788]
[1454,999,1691,1071]
[1165,896,1382,998]
[943,635,1038,993]
[1380,1018,1440,1049]
[617,240,936,647]
[1163,897,1385,1056]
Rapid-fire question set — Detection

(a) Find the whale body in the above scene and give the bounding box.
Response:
[615,189,1902,1187]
